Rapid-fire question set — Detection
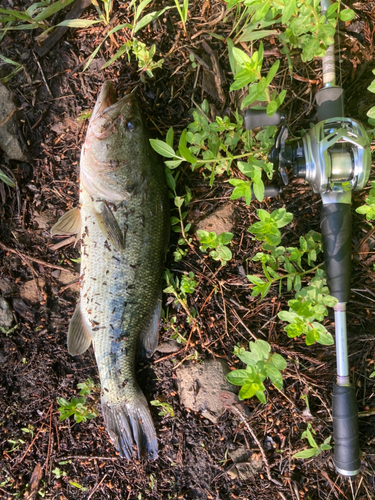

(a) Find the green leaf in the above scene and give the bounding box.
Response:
[367,106,375,120]
[253,179,264,202]
[239,29,278,43]
[232,47,252,66]
[250,339,271,361]
[265,60,280,86]
[238,383,257,400]
[266,365,283,389]
[0,170,15,187]
[217,245,232,262]
[150,139,176,158]
[166,127,174,148]
[270,353,287,371]
[174,196,184,208]
[227,369,250,386]
[282,0,296,24]
[33,0,75,22]
[292,448,319,459]
[339,9,355,22]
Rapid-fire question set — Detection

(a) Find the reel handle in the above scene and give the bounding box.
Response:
[332,384,361,476]
[320,203,352,303]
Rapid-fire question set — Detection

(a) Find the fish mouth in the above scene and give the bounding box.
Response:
[92,81,135,120]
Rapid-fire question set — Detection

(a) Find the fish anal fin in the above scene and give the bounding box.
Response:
[139,298,161,358]
[93,201,125,251]
[51,207,81,236]
[68,303,92,356]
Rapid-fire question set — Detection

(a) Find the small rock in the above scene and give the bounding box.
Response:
[228,446,263,480]
[0,277,16,297]
[0,297,13,329]
[195,202,234,235]
[0,83,27,161]
[19,279,46,305]
[156,340,181,354]
[176,358,238,423]
[54,270,79,293]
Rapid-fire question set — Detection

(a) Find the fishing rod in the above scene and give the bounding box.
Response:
[244,0,371,476]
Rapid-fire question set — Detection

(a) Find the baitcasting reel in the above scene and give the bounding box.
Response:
[244,83,371,476]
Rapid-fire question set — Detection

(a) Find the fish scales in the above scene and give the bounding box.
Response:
[51,81,169,459]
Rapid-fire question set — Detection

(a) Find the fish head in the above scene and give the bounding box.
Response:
[81,81,152,202]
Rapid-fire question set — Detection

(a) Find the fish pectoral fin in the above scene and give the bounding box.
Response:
[138,297,161,358]
[51,207,81,236]
[93,201,125,251]
[67,303,92,356]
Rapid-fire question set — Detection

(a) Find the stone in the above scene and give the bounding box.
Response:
[19,279,46,305]
[195,202,234,236]
[0,297,13,330]
[228,446,263,480]
[0,83,27,161]
[176,358,237,423]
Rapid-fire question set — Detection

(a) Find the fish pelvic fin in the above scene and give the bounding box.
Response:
[138,297,161,358]
[93,201,126,251]
[67,303,92,356]
[51,207,81,237]
[101,392,158,460]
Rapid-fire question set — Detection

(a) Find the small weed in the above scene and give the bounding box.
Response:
[150,100,273,191]
[69,481,87,491]
[52,467,67,479]
[197,230,234,265]
[57,379,98,424]
[0,324,18,337]
[292,423,332,459]
[174,0,188,32]
[151,400,175,418]
[227,339,287,403]
[164,270,198,324]
[356,180,375,221]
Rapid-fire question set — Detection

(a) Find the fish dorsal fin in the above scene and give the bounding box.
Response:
[93,201,126,251]
[138,298,161,358]
[51,207,81,236]
[68,303,92,356]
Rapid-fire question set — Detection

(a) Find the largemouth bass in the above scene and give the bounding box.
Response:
[52,81,169,459]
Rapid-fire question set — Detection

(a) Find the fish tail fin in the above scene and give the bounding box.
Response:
[101,393,158,460]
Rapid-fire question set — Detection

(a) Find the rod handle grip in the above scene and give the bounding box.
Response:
[333,384,361,476]
[320,203,352,303]
[243,109,281,130]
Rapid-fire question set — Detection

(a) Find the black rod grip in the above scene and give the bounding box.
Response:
[320,203,352,303]
[333,384,360,475]
[243,109,281,130]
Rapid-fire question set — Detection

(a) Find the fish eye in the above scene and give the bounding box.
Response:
[126,119,139,131]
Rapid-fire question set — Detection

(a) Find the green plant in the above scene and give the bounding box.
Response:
[163,270,197,323]
[0,324,18,337]
[226,339,287,403]
[197,230,234,265]
[150,100,274,192]
[367,70,375,122]
[356,181,375,221]
[247,209,336,346]
[162,308,186,344]
[248,208,293,247]
[52,467,67,479]
[225,0,355,114]
[57,379,98,423]
[292,423,332,459]
[150,400,175,418]
[174,0,188,33]
[278,271,336,346]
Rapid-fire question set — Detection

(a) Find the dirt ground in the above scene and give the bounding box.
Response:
[0,1,375,499]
